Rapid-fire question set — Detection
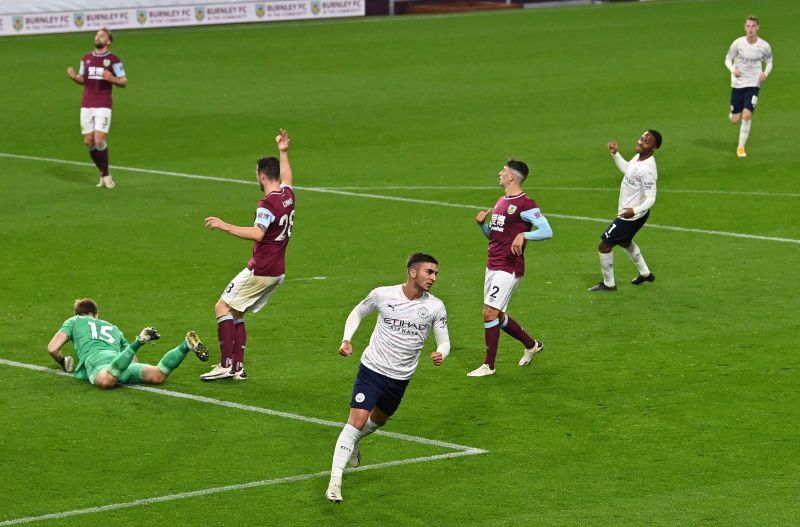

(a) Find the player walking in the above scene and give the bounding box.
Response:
[467,160,552,377]
[589,130,661,292]
[325,253,450,503]
[47,298,208,389]
[66,28,127,189]
[725,16,773,158]
[202,130,294,381]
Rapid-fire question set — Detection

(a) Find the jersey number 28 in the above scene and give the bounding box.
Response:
[275,210,295,241]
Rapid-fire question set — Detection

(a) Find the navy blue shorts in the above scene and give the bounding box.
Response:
[350,363,410,417]
[730,87,760,114]
[600,211,649,246]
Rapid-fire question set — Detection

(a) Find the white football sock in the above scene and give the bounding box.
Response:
[624,242,650,276]
[330,424,361,481]
[738,119,751,148]
[599,252,615,287]
[358,417,381,443]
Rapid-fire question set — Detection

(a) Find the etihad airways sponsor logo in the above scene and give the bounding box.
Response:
[382,317,428,332]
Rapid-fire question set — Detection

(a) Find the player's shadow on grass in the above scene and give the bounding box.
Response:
[692,138,731,153]
[48,165,94,184]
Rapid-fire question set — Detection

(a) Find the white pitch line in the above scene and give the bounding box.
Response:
[311,185,800,199]
[2,152,798,245]
[0,451,481,527]
[2,153,796,198]
[0,358,483,453]
[0,357,486,525]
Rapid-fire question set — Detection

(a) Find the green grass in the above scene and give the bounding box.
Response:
[1,0,799,525]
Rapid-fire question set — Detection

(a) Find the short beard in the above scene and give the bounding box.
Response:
[94,42,104,49]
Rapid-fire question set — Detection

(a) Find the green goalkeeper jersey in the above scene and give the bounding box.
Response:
[59,315,130,378]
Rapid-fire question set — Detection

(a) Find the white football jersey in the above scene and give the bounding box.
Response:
[355,285,448,381]
[727,37,773,88]
[616,153,658,221]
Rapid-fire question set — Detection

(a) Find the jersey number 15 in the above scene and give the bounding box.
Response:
[88,321,115,344]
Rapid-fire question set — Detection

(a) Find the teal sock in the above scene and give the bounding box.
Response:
[108,348,136,378]
[157,342,189,375]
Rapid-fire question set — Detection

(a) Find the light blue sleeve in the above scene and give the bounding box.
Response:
[79,61,86,76]
[520,208,553,241]
[254,207,275,229]
[479,222,491,239]
[112,62,126,77]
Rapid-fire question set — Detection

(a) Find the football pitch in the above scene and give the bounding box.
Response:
[1,0,799,525]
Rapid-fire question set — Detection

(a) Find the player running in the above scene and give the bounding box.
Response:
[325,253,450,503]
[46,298,208,389]
[66,28,127,189]
[202,129,294,381]
[589,130,661,292]
[467,160,553,377]
[725,16,773,158]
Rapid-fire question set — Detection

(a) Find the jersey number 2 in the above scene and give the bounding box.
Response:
[275,210,295,241]
[88,321,115,344]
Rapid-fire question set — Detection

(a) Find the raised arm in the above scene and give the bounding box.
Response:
[608,141,629,173]
[276,129,292,187]
[47,331,74,372]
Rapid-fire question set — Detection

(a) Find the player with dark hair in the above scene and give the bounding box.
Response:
[325,253,450,503]
[590,130,661,292]
[202,130,294,381]
[46,298,208,389]
[66,28,127,189]
[725,15,773,158]
[468,160,553,377]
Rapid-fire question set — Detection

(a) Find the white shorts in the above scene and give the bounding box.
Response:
[484,269,521,312]
[220,268,285,314]
[80,107,112,135]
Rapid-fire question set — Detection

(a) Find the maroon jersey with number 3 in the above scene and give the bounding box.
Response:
[486,193,538,277]
[79,51,124,109]
[248,185,295,276]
